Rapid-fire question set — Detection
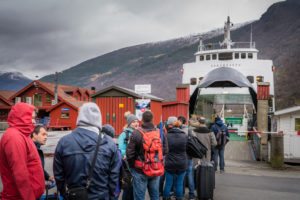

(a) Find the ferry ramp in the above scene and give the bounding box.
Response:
[225,140,253,161]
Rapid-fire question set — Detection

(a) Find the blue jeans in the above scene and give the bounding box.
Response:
[214,147,225,171]
[186,159,195,197]
[131,168,160,200]
[163,171,186,199]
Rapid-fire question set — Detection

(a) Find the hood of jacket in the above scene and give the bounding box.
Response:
[72,128,106,152]
[76,102,102,130]
[7,102,35,136]
[216,119,225,128]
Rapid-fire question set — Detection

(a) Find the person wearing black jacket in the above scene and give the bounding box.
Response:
[31,125,54,182]
[126,111,168,200]
[163,117,188,200]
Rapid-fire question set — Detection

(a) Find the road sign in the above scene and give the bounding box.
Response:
[135,84,151,94]
[135,99,150,120]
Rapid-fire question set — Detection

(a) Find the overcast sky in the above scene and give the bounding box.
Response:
[0,0,283,79]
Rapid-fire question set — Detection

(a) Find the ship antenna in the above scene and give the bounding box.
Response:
[219,16,234,49]
[250,24,253,48]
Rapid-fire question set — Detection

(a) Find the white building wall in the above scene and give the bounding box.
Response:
[276,111,300,160]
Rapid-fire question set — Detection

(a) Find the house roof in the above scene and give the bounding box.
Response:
[46,100,85,112]
[91,85,163,102]
[274,106,300,116]
[162,101,189,106]
[0,90,17,99]
[9,81,90,109]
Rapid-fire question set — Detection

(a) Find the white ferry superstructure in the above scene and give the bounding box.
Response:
[182,16,274,97]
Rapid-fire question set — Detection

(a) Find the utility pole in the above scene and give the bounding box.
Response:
[54,72,58,104]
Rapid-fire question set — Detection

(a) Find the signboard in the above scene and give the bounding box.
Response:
[135,99,150,120]
[225,117,243,125]
[61,108,70,111]
[135,84,151,94]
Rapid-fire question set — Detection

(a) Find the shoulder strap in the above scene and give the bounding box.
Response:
[86,131,102,189]
[222,126,226,132]
[124,130,130,144]
[188,128,193,136]
[159,122,163,144]
[215,124,221,133]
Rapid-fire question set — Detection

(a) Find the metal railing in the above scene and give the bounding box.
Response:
[0,122,9,131]
[198,42,256,51]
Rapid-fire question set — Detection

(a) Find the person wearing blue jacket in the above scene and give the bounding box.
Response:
[118,114,139,200]
[118,114,139,157]
[210,116,230,173]
[53,103,120,200]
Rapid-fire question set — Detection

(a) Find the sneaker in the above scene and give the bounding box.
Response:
[220,170,225,174]
[189,196,196,200]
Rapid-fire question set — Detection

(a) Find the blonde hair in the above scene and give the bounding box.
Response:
[123,111,131,129]
[124,111,131,119]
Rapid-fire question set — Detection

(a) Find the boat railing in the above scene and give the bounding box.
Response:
[198,42,256,51]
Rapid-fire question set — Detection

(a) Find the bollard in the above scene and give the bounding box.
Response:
[270,134,284,169]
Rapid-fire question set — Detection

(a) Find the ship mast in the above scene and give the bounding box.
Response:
[220,16,234,49]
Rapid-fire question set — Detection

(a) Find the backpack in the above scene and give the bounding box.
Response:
[215,125,229,148]
[134,128,165,177]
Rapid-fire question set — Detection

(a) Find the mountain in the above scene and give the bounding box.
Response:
[41,0,300,110]
[0,71,32,91]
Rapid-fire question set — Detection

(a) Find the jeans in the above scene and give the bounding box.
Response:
[131,168,160,200]
[163,171,186,199]
[214,147,225,171]
[122,185,133,200]
[186,159,195,197]
[159,173,165,195]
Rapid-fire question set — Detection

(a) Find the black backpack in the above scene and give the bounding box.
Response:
[215,125,229,148]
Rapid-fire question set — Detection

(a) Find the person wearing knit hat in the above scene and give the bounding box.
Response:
[102,124,116,138]
[53,103,120,199]
[167,116,177,126]
[127,114,139,127]
[118,113,139,200]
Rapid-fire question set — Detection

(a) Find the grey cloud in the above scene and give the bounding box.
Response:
[0,0,282,79]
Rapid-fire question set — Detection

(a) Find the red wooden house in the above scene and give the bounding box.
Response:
[162,84,190,122]
[91,85,163,135]
[0,90,16,121]
[8,81,94,130]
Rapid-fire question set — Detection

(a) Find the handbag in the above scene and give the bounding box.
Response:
[67,132,102,200]
[186,131,208,159]
[119,158,133,190]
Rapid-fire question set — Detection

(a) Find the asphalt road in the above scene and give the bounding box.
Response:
[212,172,300,200]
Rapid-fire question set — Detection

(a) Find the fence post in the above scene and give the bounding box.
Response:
[257,82,270,161]
[271,134,284,168]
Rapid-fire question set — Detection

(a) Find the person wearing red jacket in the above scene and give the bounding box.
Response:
[0,102,45,200]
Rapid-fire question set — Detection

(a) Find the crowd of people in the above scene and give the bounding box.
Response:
[0,102,230,200]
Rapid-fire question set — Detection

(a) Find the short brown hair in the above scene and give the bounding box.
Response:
[142,111,153,123]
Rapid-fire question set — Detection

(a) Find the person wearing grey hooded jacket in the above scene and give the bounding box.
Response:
[53,102,120,200]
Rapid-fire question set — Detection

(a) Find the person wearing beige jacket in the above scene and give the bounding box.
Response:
[193,117,217,163]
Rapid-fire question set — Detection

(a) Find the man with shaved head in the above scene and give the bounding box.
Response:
[193,116,217,164]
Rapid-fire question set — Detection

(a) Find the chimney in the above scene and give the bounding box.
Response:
[176,84,190,102]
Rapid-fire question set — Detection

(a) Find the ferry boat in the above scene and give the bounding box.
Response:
[182,16,275,132]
